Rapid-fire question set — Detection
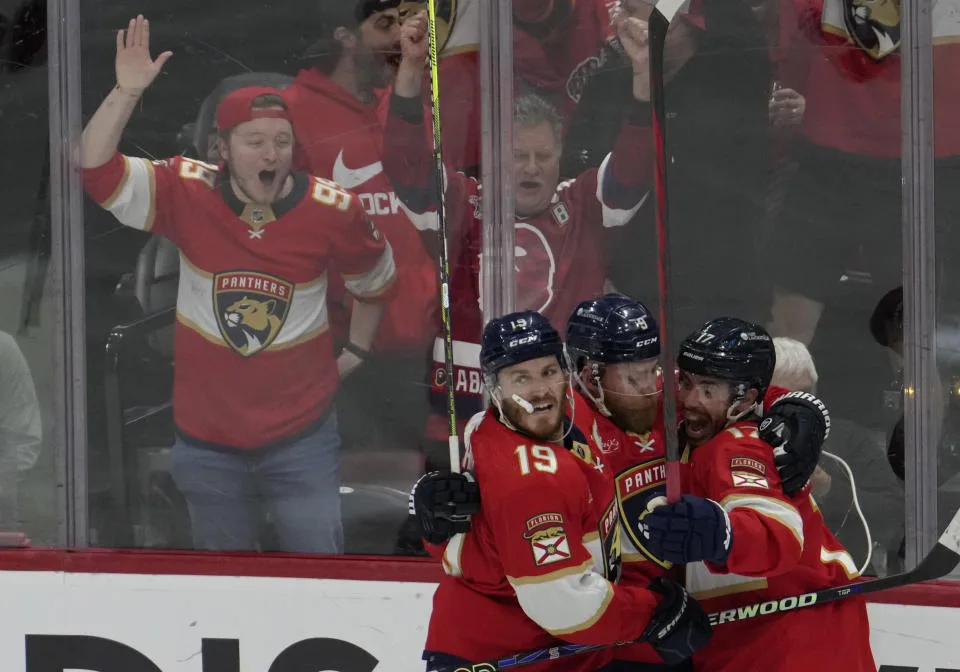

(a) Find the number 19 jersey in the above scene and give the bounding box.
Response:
[423,394,659,671]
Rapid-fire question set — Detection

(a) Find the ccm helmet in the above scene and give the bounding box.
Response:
[678,317,776,399]
[566,293,661,370]
[480,311,564,383]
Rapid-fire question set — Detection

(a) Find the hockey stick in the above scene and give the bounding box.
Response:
[706,505,960,625]
[648,0,686,504]
[425,0,461,473]
[434,508,960,672]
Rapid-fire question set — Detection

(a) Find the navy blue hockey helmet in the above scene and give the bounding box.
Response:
[678,317,776,398]
[566,294,661,370]
[480,311,565,381]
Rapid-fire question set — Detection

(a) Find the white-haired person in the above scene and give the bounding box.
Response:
[771,337,904,576]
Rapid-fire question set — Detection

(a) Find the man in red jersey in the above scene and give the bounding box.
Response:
[388,10,651,333]
[639,318,875,672]
[766,0,960,434]
[563,294,685,671]
[283,1,440,470]
[80,16,396,554]
[385,11,653,486]
[418,310,711,672]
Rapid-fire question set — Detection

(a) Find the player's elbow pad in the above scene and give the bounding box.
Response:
[511,563,614,638]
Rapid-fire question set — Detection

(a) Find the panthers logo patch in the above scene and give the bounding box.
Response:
[616,458,672,569]
[214,271,294,357]
[843,0,900,60]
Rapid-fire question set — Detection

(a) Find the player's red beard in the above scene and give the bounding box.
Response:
[605,392,658,435]
[501,388,566,442]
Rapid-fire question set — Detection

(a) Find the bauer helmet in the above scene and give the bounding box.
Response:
[678,317,775,399]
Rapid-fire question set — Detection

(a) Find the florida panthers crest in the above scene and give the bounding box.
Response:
[843,0,900,60]
[616,457,672,568]
[214,271,294,357]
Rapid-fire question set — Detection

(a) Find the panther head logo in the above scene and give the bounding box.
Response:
[214,272,294,357]
[845,0,900,60]
[223,296,284,356]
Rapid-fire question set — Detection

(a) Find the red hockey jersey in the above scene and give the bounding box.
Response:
[679,419,875,672]
[424,395,659,670]
[82,154,396,449]
[383,91,651,441]
[569,391,671,665]
[784,0,960,158]
[283,69,439,354]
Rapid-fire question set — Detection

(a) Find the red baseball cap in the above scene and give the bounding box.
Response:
[215,86,291,132]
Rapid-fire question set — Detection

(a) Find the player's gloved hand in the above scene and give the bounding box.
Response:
[760,390,831,497]
[408,470,481,545]
[639,494,733,565]
[642,576,713,665]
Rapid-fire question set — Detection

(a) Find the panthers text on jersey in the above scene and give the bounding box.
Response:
[569,391,675,665]
[82,153,396,449]
[679,419,875,672]
[423,394,660,671]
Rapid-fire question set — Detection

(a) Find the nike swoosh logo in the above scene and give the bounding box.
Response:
[331,150,383,190]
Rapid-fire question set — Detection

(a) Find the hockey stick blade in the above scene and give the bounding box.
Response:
[706,506,960,626]
[434,509,960,672]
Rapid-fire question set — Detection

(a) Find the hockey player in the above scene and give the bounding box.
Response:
[638,318,875,671]
[415,294,830,548]
[419,310,712,672]
[413,295,833,669]
[80,16,396,554]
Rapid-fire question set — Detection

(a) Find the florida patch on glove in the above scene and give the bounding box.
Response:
[409,470,481,544]
[760,390,830,497]
[639,494,733,565]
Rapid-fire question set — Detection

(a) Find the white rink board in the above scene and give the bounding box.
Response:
[0,571,435,672]
[0,570,957,671]
[868,603,960,670]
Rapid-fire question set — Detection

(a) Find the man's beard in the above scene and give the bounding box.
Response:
[501,394,564,442]
[355,47,398,93]
[607,396,658,435]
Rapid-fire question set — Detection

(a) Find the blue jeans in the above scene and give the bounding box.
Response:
[171,413,343,554]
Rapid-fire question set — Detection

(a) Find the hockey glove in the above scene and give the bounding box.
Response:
[639,494,733,565]
[409,470,481,545]
[760,390,831,497]
[642,576,713,665]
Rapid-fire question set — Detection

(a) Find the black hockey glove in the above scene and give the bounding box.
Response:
[642,576,713,665]
[408,470,481,545]
[759,390,831,497]
[639,494,733,565]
